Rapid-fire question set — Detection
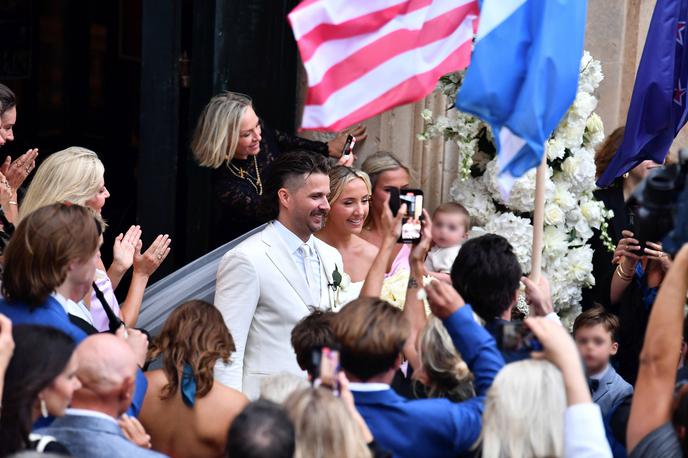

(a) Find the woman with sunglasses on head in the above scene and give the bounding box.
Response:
[192,92,366,248]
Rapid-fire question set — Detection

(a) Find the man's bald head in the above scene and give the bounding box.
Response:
[72,333,138,416]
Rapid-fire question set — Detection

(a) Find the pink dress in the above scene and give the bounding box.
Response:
[90,269,122,332]
[385,244,411,278]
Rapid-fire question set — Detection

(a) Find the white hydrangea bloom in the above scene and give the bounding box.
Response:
[449,178,497,227]
[484,213,533,274]
[483,159,554,213]
[420,51,608,323]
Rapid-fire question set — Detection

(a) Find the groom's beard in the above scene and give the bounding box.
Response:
[307,209,328,233]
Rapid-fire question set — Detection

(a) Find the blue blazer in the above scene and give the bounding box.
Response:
[35,414,168,458]
[592,365,633,418]
[353,305,505,458]
[0,297,147,417]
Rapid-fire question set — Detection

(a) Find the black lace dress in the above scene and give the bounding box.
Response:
[210,123,329,248]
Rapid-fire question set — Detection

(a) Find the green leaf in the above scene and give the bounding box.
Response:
[332,265,342,287]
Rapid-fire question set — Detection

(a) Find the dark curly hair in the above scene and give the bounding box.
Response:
[450,234,522,323]
[259,150,330,220]
[148,300,235,400]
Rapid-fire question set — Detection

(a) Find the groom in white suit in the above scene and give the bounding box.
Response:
[214,151,343,398]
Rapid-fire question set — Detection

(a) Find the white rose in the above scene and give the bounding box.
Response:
[542,225,569,260]
[550,182,577,212]
[546,137,566,161]
[584,113,605,148]
[544,203,566,226]
[580,200,603,229]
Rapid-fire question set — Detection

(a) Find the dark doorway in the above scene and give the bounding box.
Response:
[1,0,300,285]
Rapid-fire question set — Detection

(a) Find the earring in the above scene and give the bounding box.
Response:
[39,398,49,418]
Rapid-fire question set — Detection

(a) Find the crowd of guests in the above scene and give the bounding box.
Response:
[0,84,686,458]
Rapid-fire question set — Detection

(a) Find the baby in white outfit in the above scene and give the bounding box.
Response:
[425,203,470,275]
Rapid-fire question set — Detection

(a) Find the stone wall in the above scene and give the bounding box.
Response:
[298,0,678,211]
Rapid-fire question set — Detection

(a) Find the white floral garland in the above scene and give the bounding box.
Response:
[420,51,613,327]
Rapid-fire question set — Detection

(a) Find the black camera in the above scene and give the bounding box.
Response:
[627,148,688,256]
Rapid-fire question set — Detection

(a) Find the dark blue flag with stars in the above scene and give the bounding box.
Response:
[598,0,688,187]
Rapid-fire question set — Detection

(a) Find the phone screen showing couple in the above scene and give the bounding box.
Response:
[400,191,423,244]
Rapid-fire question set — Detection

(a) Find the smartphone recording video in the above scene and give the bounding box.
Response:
[341,135,355,157]
[496,321,542,361]
[399,189,423,244]
[312,346,340,392]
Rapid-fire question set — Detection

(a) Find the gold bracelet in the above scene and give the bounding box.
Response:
[617,263,630,277]
[616,265,633,281]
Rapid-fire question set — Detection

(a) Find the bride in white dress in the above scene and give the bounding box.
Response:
[315,166,378,309]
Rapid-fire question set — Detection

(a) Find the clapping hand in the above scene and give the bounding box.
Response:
[112,225,142,273]
[133,234,172,277]
[0,171,12,207]
[1,148,38,191]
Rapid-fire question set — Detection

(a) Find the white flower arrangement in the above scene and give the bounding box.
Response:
[421,51,613,324]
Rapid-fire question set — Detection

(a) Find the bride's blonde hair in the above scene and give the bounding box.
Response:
[19,147,104,223]
[327,166,371,206]
[417,316,475,402]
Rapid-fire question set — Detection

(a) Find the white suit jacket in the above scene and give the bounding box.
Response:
[213,222,343,399]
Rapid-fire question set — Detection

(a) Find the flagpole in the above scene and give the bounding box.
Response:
[530,153,547,283]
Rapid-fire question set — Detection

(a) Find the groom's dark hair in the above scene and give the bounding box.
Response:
[260,150,330,220]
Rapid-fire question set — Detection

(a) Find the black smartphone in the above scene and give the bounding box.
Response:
[341,135,355,157]
[388,187,401,216]
[399,189,424,244]
[496,321,543,360]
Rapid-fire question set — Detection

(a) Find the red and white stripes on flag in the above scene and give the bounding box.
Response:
[289,0,479,131]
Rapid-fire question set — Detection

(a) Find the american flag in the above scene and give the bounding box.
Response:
[289,0,479,131]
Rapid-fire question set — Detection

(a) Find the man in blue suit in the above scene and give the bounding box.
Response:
[331,281,504,458]
[35,334,166,458]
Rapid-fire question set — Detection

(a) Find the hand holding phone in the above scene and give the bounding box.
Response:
[312,346,340,393]
[398,189,424,244]
[341,135,355,157]
[496,321,543,361]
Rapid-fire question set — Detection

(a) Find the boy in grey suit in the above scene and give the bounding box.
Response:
[573,307,633,454]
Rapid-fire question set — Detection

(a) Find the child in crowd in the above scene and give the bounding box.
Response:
[425,203,470,275]
[573,307,633,455]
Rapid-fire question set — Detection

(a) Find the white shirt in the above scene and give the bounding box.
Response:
[589,364,610,381]
[425,245,461,273]
[273,221,322,302]
[65,408,118,425]
[348,382,390,392]
[563,403,613,457]
[52,292,94,326]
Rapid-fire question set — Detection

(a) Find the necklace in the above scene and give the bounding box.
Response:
[228,155,263,195]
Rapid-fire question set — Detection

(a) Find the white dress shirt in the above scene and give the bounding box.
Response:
[65,408,118,425]
[348,382,390,392]
[589,364,610,381]
[52,292,94,326]
[273,221,322,303]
